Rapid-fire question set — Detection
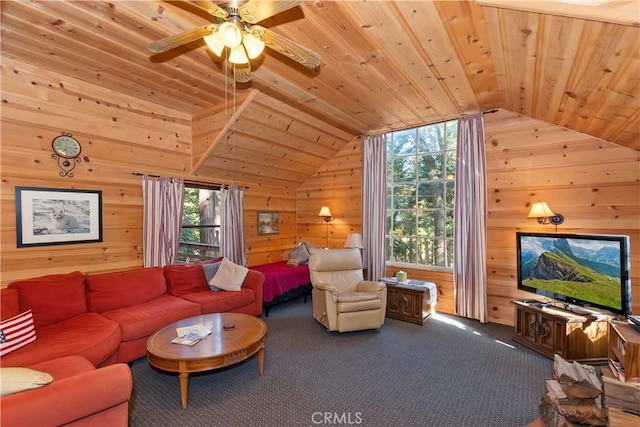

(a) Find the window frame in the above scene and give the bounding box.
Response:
[385,119,457,271]
[178,183,221,263]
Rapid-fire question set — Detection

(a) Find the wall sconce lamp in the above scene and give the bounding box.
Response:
[318,206,333,248]
[528,202,564,226]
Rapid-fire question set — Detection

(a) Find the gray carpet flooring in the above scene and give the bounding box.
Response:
[128,300,552,427]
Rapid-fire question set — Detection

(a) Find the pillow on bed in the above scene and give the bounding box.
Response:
[286,258,301,267]
[288,242,310,265]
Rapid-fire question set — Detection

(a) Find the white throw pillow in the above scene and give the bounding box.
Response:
[0,367,53,397]
[208,258,248,292]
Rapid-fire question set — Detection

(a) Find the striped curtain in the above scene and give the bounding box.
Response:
[141,176,185,267]
[362,133,387,281]
[453,113,488,323]
[220,185,246,266]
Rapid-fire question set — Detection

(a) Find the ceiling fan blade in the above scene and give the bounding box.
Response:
[234,64,253,83]
[148,25,215,53]
[252,25,321,69]
[189,1,229,19]
[239,1,303,24]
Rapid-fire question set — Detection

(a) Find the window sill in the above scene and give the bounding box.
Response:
[385,262,452,274]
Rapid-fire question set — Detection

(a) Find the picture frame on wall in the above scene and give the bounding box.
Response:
[257,211,280,236]
[15,186,103,247]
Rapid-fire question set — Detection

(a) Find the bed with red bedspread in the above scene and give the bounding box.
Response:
[249,261,312,316]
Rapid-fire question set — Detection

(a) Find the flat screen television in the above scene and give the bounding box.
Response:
[516,232,632,316]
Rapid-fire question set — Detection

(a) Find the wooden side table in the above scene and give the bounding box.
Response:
[382,278,437,325]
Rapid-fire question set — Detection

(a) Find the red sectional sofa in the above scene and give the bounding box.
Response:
[0,261,264,425]
[1,356,132,427]
[1,262,265,367]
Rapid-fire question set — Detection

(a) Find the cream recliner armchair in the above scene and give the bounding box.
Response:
[309,247,387,332]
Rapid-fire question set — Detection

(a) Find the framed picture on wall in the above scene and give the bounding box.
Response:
[15,187,103,247]
[257,211,280,236]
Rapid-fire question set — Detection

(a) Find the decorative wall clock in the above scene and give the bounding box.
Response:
[51,132,82,177]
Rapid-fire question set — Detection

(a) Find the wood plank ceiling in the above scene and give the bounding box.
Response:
[1,1,638,185]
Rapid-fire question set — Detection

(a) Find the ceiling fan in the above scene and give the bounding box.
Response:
[147,0,321,83]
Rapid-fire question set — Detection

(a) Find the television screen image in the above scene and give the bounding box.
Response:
[516,232,631,316]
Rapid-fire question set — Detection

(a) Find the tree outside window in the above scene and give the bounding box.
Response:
[386,120,457,269]
[179,185,221,263]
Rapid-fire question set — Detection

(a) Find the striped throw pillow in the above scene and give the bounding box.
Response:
[0,310,36,356]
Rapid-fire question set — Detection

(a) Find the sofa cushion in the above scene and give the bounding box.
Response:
[86,267,166,313]
[0,310,36,357]
[164,264,209,296]
[0,367,53,397]
[99,295,200,342]
[0,313,121,368]
[8,271,87,328]
[209,258,248,291]
[178,289,256,314]
[0,289,19,321]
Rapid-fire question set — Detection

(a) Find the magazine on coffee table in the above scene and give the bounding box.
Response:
[171,324,212,346]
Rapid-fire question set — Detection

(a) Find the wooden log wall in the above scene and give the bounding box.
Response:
[0,57,297,286]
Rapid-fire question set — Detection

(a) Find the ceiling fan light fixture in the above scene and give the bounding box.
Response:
[242,32,265,59]
[203,32,225,57]
[219,21,242,48]
[229,45,249,65]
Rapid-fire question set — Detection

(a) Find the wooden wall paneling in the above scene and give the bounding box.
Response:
[0,58,192,286]
[484,109,640,325]
[296,138,363,248]
[244,184,297,267]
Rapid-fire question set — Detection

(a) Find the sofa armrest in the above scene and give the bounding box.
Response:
[242,270,265,315]
[0,363,132,427]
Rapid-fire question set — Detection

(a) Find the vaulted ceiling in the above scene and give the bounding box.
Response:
[1,1,638,184]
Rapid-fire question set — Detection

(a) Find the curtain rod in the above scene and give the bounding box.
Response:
[131,173,249,189]
[359,109,500,138]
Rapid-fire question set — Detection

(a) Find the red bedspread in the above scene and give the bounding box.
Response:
[249,261,311,303]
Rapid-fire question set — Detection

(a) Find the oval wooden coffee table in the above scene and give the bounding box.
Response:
[147,313,267,409]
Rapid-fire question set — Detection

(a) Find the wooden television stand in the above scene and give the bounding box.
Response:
[511,300,614,364]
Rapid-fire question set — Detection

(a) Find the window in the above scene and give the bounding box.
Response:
[179,185,221,263]
[386,120,457,269]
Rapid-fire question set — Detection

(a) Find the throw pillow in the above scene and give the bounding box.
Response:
[286,258,301,267]
[0,367,53,397]
[208,258,248,292]
[0,310,36,357]
[288,242,310,265]
[202,261,223,291]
